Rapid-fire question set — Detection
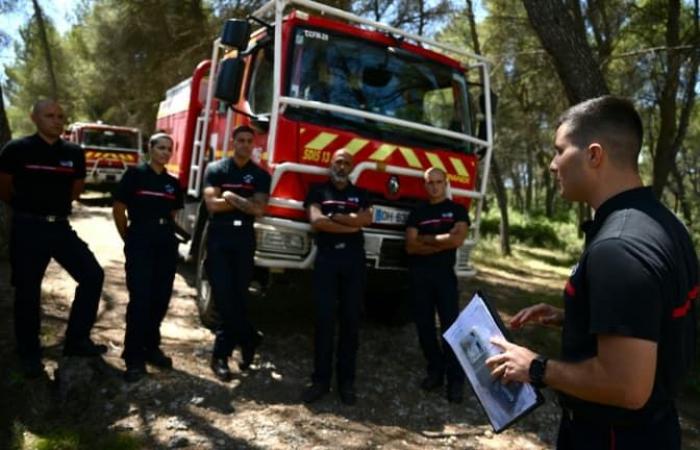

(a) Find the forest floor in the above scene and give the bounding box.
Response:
[0,197,698,449]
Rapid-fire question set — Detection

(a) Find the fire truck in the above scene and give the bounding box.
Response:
[155,0,495,323]
[64,122,142,186]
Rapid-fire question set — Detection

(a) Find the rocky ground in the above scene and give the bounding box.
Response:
[0,198,698,449]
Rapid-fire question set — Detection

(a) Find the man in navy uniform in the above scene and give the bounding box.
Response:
[203,125,270,382]
[302,149,372,406]
[405,167,469,403]
[486,96,697,450]
[0,99,106,377]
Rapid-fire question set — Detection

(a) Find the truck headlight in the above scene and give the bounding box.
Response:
[256,227,310,256]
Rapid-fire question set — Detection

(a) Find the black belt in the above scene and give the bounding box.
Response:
[561,404,673,428]
[130,218,172,225]
[14,212,68,222]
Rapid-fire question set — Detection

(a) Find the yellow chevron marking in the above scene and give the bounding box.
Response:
[426,153,446,171]
[343,138,369,155]
[398,147,422,168]
[306,132,337,150]
[450,157,468,177]
[369,144,396,161]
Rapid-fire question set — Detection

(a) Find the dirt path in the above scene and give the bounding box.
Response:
[1,200,698,449]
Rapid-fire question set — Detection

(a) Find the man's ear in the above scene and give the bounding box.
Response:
[587,143,604,168]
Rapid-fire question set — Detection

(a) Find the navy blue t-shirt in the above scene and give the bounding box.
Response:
[304,181,369,253]
[204,158,271,231]
[406,199,470,268]
[0,134,86,216]
[113,163,184,222]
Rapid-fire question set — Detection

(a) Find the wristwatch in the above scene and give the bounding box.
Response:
[529,355,548,388]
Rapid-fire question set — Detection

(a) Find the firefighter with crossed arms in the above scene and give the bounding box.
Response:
[203,125,270,382]
[405,166,470,404]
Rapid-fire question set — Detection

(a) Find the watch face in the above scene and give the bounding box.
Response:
[529,357,546,386]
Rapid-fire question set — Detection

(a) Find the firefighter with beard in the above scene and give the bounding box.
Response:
[301,149,372,406]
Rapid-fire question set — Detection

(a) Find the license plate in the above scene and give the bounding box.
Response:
[372,205,409,225]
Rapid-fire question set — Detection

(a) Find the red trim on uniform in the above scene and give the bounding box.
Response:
[610,428,616,450]
[222,183,254,190]
[565,279,576,297]
[672,284,699,319]
[418,218,455,226]
[25,164,75,174]
[135,190,176,200]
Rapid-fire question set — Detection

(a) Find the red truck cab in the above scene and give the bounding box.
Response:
[156,0,495,319]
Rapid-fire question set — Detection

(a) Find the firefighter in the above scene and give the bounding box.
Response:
[301,149,372,406]
[112,132,184,382]
[405,167,470,403]
[0,99,106,378]
[203,125,270,382]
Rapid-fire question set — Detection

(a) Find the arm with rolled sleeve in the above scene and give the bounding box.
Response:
[331,188,372,228]
[223,169,270,218]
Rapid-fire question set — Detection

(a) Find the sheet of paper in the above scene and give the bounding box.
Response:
[443,292,541,432]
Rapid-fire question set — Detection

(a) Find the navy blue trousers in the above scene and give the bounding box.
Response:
[205,225,256,359]
[409,265,464,386]
[10,217,104,358]
[122,224,178,364]
[556,406,681,450]
[311,249,365,387]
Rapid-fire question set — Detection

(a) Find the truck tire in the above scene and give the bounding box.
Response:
[195,222,221,330]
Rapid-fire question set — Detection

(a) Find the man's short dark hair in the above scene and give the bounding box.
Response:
[557,95,643,169]
[233,125,255,139]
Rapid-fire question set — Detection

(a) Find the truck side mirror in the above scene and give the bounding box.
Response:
[214,58,245,104]
[251,115,270,133]
[221,19,251,49]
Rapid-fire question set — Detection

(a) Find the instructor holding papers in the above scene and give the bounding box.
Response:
[485,96,697,450]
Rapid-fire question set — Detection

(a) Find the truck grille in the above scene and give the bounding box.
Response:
[378,238,408,268]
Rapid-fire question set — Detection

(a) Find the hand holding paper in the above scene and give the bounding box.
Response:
[486,337,538,384]
[443,292,543,433]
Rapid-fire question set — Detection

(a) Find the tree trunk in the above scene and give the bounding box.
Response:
[522,0,609,104]
[466,0,511,255]
[651,0,681,197]
[652,0,699,197]
[510,167,524,212]
[543,163,555,218]
[491,158,512,255]
[525,144,534,213]
[0,84,11,260]
[32,0,58,99]
[671,162,692,223]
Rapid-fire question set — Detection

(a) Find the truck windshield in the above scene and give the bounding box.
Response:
[81,129,139,151]
[287,28,473,152]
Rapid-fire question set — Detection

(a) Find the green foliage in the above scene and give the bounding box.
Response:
[4,0,216,134]
[4,14,77,135]
[12,425,143,450]
[479,208,582,256]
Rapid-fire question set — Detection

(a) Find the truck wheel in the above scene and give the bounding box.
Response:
[195,223,221,330]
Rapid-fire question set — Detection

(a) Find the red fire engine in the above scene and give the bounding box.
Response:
[64,122,142,186]
[155,0,495,319]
